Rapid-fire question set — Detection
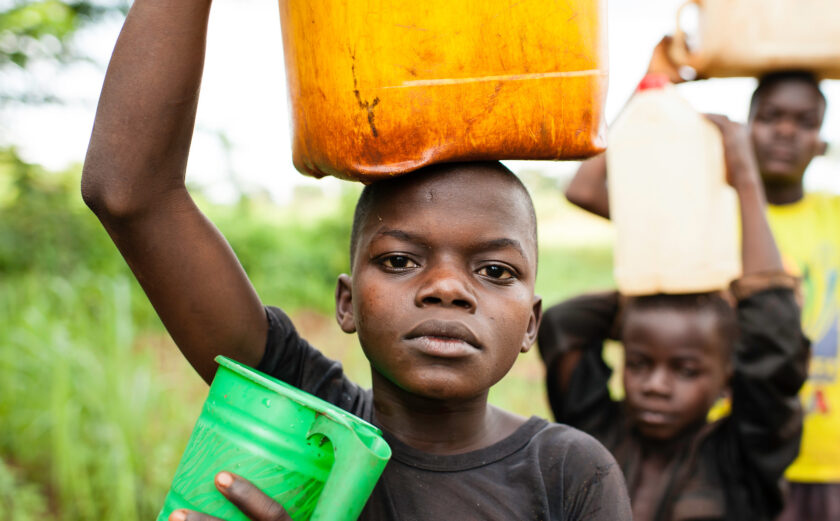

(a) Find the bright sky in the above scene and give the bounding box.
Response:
[3,0,839,203]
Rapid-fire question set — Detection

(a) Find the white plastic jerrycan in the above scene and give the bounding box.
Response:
[606,74,741,296]
[668,0,840,79]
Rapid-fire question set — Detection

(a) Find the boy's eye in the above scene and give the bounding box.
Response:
[381,255,418,269]
[624,356,649,372]
[626,359,644,370]
[676,365,702,379]
[798,115,821,130]
[478,264,514,280]
[755,110,779,123]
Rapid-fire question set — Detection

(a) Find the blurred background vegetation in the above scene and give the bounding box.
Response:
[0,1,614,519]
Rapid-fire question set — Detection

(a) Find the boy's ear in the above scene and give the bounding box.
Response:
[818,140,829,157]
[335,274,356,334]
[520,296,543,353]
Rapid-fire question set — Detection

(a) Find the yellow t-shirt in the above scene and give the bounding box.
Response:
[767,193,840,483]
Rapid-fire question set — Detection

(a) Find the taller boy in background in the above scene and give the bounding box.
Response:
[564,39,840,520]
[80,0,632,520]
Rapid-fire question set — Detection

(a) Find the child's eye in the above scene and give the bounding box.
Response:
[478,264,514,280]
[625,360,642,370]
[677,366,701,379]
[624,356,649,372]
[381,255,418,269]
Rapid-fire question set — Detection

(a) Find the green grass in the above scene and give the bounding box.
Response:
[0,155,615,519]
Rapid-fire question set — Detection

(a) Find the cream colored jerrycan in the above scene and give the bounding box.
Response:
[668,0,840,79]
[606,74,741,296]
[278,0,608,181]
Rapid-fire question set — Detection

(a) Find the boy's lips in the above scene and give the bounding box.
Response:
[634,409,673,426]
[763,144,798,163]
[404,320,481,356]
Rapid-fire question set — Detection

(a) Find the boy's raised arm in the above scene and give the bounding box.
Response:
[564,153,610,219]
[81,0,268,384]
[704,114,783,275]
[707,115,807,511]
[537,292,619,431]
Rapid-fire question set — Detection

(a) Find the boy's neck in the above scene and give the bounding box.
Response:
[762,179,805,206]
[369,371,526,455]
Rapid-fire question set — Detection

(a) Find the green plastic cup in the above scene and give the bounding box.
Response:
[156,356,391,521]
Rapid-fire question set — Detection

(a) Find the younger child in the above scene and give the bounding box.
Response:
[538,114,809,521]
[80,0,632,519]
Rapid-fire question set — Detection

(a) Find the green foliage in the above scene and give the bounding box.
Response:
[0,0,127,68]
[0,459,49,521]
[0,272,204,521]
[0,148,128,276]
[210,190,358,314]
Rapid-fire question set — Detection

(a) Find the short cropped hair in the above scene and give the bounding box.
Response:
[620,292,739,356]
[748,70,827,120]
[349,161,538,266]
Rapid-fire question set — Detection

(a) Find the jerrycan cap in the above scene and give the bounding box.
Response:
[636,73,671,92]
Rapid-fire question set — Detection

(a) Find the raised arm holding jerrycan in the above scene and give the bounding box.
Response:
[81,0,631,519]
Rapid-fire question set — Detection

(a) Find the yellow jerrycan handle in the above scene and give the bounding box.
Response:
[668,0,707,74]
[307,413,391,521]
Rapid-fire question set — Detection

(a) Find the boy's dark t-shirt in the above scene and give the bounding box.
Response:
[257,306,632,521]
[538,286,808,521]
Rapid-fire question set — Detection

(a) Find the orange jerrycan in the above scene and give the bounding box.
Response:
[278,0,608,181]
[668,0,840,79]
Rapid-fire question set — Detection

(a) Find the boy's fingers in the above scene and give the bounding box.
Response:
[215,472,293,521]
[169,509,223,521]
[703,113,732,132]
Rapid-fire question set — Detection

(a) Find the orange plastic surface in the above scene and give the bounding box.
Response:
[278,0,608,181]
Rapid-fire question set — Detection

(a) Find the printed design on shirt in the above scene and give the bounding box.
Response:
[798,244,839,415]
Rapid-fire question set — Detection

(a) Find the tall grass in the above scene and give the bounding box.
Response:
[0,272,205,520]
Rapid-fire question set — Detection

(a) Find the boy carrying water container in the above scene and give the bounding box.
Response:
[538,78,810,520]
[565,37,840,520]
[80,0,631,519]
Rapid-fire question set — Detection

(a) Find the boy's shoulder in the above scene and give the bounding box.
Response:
[767,191,840,235]
[367,417,630,521]
[804,191,840,207]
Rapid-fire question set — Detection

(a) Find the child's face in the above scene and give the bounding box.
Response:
[336,167,541,401]
[749,80,827,184]
[621,308,730,441]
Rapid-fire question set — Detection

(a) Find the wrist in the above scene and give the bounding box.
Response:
[732,176,764,197]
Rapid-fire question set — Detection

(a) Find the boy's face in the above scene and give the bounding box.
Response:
[749,80,827,184]
[336,166,541,401]
[621,308,731,441]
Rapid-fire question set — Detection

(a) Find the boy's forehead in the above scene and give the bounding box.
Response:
[756,80,825,113]
[624,307,724,347]
[362,167,537,243]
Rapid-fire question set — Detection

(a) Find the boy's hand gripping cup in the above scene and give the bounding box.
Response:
[156,356,391,521]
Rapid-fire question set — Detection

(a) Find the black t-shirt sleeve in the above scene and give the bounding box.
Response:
[723,287,809,517]
[256,306,372,419]
[538,292,621,437]
[552,429,632,521]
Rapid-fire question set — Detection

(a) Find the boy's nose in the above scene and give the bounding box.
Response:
[773,117,799,138]
[415,264,477,311]
[641,367,672,396]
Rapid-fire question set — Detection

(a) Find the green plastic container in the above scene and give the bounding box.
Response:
[156,356,391,521]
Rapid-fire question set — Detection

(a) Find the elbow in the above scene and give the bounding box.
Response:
[81,165,147,221]
[564,183,590,209]
[564,183,610,219]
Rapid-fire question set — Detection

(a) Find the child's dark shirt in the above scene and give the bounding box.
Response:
[257,306,632,521]
[538,282,809,521]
